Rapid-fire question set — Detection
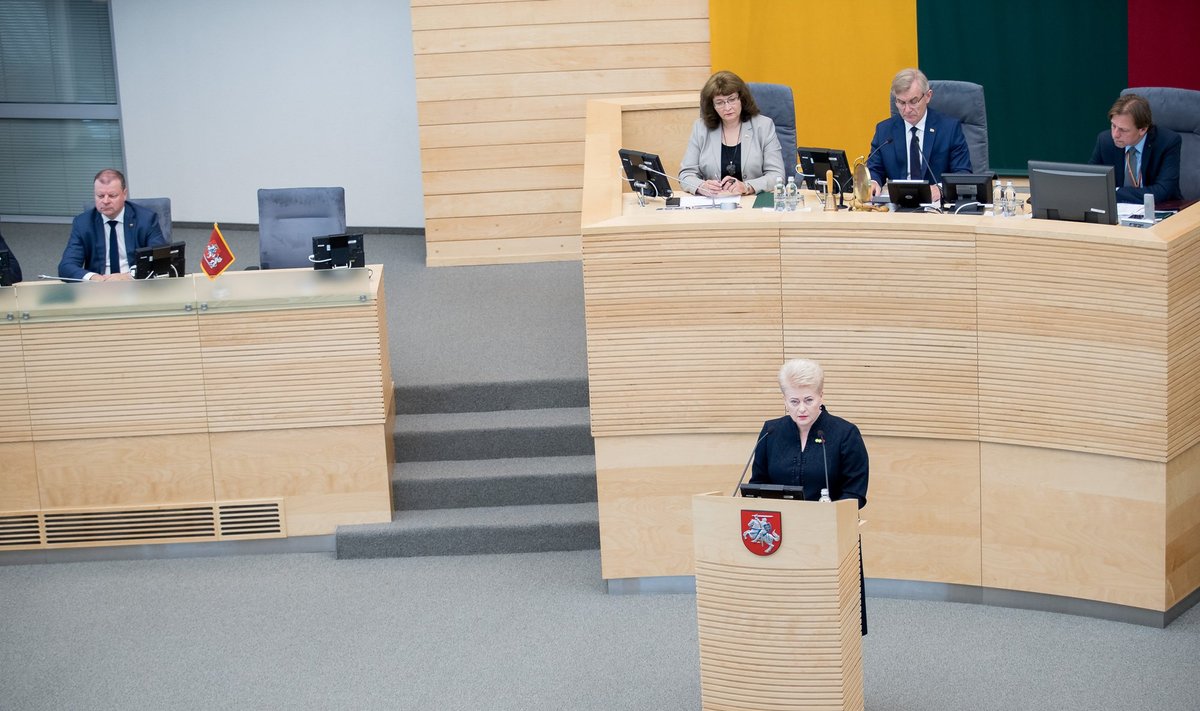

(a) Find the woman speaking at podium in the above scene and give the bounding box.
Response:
[750,358,870,633]
[678,70,784,198]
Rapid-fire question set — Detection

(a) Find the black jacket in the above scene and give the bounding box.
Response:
[749,406,869,507]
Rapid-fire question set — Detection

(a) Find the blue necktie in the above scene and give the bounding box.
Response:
[909,126,922,181]
[107,220,120,275]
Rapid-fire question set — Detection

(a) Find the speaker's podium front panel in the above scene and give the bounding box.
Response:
[692,493,863,711]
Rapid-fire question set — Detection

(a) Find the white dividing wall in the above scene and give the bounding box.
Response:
[112,0,423,227]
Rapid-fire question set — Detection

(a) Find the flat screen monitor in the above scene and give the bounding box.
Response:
[797,147,854,193]
[1028,161,1117,225]
[0,248,12,287]
[942,173,994,212]
[134,241,186,279]
[739,483,806,500]
[312,233,365,269]
[886,179,933,210]
[618,148,673,199]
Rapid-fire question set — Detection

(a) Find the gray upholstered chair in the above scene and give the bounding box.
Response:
[82,197,173,242]
[256,187,346,269]
[1123,87,1200,201]
[748,82,798,182]
[891,80,989,175]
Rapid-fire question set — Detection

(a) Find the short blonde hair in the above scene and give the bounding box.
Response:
[891,68,929,97]
[778,358,824,392]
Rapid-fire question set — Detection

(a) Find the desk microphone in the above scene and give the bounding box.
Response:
[638,162,686,191]
[732,428,772,496]
[864,137,894,192]
[816,429,832,502]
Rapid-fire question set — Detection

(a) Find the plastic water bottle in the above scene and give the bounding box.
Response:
[992,180,1002,215]
[819,488,832,503]
[785,176,798,211]
[1005,181,1016,216]
[773,178,785,212]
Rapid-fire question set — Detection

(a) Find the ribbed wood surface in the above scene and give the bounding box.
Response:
[583,230,782,435]
[199,306,385,431]
[412,0,710,264]
[783,226,979,440]
[21,316,208,440]
[1167,233,1200,459]
[695,549,863,711]
[0,326,30,443]
[977,235,1168,460]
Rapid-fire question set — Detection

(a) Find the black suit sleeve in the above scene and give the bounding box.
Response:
[837,425,869,508]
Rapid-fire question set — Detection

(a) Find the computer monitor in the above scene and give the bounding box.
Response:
[618,148,673,199]
[885,179,933,210]
[797,147,854,193]
[133,241,186,279]
[1028,161,1117,225]
[312,233,366,269]
[0,248,12,287]
[739,483,806,500]
[942,173,995,212]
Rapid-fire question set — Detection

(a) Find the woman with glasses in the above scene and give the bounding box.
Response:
[678,70,784,198]
[749,357,870,633]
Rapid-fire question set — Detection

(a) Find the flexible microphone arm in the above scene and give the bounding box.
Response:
[864,137,894,190]
[638,162,686,189]
[732,429,773,496]
[816,429,831,502]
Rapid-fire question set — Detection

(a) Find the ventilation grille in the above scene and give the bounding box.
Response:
[0,500,287,550]
[45,507,216,545]
[218,502,283,537]
[0,514,41,547]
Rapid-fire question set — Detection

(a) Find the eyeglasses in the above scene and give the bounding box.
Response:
[713,96,741,109]
[894,93,929,109]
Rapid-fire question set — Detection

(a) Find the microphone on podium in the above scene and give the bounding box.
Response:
[731,429,772,496]
[864,137,894,195]
[816,429,832,502]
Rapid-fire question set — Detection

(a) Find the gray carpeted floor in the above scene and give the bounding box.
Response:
[1,549,1196,711]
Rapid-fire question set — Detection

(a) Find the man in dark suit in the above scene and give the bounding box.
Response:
[0,229,21,285]
[868,68,973,204]
[58,168,167,281]
[1089,94,1182,204]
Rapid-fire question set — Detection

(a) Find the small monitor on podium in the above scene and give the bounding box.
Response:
[134,241,186,279]
[312,233,366,269]
[1028,161,1118,225]
[618,148,673,200]
[942,173,995,212]
[739,483,806,500]
[886,180,933,210]
[797,147,854,193]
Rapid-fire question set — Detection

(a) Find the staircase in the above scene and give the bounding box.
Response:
[335,380,599,559]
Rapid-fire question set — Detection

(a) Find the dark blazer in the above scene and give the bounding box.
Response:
[1089,125,1182,204]
[58,201,167,280]
[749,407,869,508]
[0,230,21,284]
[868,107,973,187]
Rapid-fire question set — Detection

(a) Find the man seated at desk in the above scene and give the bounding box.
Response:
[58,168,166,282]
[0,229,21,284]
[868,68,972,204]
[1089,93,1182,204]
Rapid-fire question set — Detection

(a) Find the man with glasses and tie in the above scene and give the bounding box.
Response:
[867,68,972,205]
[1089,94,1182,204]
[58,168,167,281]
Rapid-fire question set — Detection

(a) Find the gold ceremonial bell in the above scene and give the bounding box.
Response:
[849,156,889,212]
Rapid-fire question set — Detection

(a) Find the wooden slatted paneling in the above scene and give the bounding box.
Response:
[583,229,782,436]
[21,315,208,440]
[976,234,1168,460]
[412,0,711,265]
[782,222,979,441]
[0,325,30,443]
[199,306,386,432]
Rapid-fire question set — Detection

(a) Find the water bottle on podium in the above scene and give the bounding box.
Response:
[785,176,798,211]
[773,177,785,212]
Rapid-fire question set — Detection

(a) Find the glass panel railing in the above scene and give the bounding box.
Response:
[193,267,374,314]
[12,275,198,322]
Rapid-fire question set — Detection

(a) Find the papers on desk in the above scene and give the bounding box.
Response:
[679,194,740,209]
[1117,203,1144,219]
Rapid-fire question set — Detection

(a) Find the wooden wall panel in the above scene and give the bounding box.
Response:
[977,234,1168,460]
[0,325,30,443]
[1166,440,1200,609]
[583,230,783,436]
[782,222,979,440]
[412,0,710,265]
[21,316,208,440]
[0,442,38,512]
[1167,228,1200,459]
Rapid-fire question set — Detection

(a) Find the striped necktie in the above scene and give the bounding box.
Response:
[1125,148,1141,188]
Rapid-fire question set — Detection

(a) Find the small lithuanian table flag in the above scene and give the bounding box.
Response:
[201,223,236,279]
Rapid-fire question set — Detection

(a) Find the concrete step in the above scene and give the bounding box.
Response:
[392,407,593,462]
[393,455,596,510]
[335,502,599,559]
[393,379,589,415]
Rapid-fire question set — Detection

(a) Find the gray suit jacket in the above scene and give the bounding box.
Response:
[678,114,785,194]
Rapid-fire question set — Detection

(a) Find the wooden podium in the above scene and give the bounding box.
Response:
[692,493,863,711]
